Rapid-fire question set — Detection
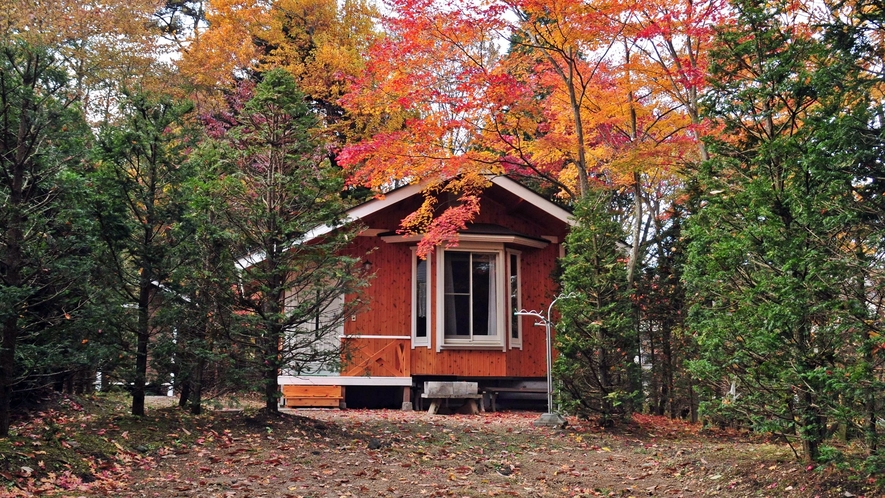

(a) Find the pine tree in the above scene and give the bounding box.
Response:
[556,189,637,425]
[206,69,367,412]
[93,92,197,417]
[684,0,883,462]
[0,41,95,436]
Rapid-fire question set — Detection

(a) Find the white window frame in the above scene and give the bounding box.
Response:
[507,249,522,349]
[411,247,431,348]
[435,243,507,351]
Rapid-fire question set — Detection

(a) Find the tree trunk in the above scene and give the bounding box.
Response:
[265,366,279,413]
[178,378,190,408]
[662,323,675,419]
[648,325,660,416]
[866,386,878,454]
[1,77,29,436]
[865,331,879,454]
[567,64,589,197]
[100,367,112,392]
[189,356,206,415]
[799,389,821,463]
[132,277,152,417]
[688,376,698,423]
[627,175,642,287]
[0,316,17,437]
[597,327,612,425]
[264,318,282,414]
[1,210,24,437]
[261,252,284,414]
[0,223,20,435]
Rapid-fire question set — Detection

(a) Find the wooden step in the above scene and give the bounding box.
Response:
[281,385,344,408]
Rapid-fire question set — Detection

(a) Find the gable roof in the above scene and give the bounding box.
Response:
[349,176,573,226]
[235,175,573,270]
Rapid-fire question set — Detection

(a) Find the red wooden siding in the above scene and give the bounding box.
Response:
[342,338,410,377]
[339,182,568,380]
[506,243,560,377]
[343,236,411,339]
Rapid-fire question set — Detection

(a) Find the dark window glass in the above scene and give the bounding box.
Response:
[444,252,497,338]
[416,258,427,338]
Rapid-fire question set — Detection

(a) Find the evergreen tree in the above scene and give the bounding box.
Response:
[815,0,885,458]
[0,41,95,436]
[684,0,883,461]
[175,140,241,415]
[92,92,197,417]
[635,201,690,419]
[556,189,637,425]
[206,69,367,413]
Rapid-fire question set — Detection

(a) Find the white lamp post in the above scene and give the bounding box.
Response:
[516,292,575,427]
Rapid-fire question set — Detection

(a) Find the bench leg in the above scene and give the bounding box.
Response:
[427,400,440,415]
[465,399,479,415]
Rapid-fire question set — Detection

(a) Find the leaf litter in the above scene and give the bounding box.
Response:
[0,395,880,497]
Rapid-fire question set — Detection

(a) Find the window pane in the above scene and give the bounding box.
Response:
[445,252,471,294]
[416,259,427,338]
[444,252,471,336]
[446,295,471,336]
[472,254,495,336]
[444,251,498,339]
[510,254,519,339]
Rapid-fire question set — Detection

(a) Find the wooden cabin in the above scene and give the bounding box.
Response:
[278,176,572,410]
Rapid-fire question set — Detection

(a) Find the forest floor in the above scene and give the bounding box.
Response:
[0,394,882,497]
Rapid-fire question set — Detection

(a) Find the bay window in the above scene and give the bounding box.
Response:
[403,236,532,351]
[436,245,506,350]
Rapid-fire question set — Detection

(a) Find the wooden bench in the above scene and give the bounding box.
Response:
[483,386,547,412]
[421,381,484,415]
[281,385,344,408]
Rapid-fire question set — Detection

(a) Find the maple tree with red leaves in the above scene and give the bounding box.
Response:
[337,0,707,258]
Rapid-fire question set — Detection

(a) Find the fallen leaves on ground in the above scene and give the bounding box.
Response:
[0,395,880,497]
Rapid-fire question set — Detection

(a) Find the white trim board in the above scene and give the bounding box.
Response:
[382,233,549,249]
[278,375,413,387]
[236,184,425,270]
[234,223,339,270]
[489,176,574,226]
[237,177,571,269]
[345,182,426,220]
[338,335,410,340]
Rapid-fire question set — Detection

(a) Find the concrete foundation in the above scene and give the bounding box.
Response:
[533,412,567,428]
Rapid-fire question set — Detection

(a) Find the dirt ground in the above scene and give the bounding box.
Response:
[117,405,874,498]
[1,395,880,498]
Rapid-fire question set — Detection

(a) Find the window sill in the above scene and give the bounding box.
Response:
[439,341,505,351]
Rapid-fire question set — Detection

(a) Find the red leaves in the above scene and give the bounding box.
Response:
[339,0,719,245]
[402,175,488,257]
[8,395,873,497]
[630,413,702,437]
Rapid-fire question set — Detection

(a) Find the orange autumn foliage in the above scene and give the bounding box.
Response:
[338,0,722,252]
[177,0,378,114]
[1,0,170,119]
